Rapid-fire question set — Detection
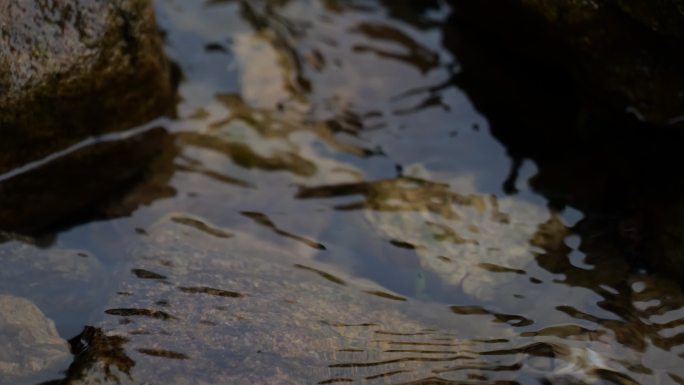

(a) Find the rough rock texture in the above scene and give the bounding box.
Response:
[0,295,71,385]
[298,171,554,301]
[0,0,175,174]
[448,0,684,127]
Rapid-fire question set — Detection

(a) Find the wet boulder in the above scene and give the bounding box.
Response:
[0,0,178,235]
[0,0,175,174]
[448,0,684,127]
[0,295,71,385]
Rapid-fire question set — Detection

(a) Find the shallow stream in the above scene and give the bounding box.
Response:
[3,1,684,384]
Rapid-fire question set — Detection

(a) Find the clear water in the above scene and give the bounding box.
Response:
[2,1,684,384]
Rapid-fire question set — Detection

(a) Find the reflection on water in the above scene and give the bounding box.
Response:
[0,0,683,384]
[297,171,552,301]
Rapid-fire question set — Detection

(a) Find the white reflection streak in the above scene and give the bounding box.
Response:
[0,117,172,183]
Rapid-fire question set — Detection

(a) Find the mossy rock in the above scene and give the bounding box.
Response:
[0,0,174,174]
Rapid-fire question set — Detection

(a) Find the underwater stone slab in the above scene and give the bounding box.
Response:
[0,295,71,385]
[0,0,175,174]
[61,215,507,385]
[616,0,684,38]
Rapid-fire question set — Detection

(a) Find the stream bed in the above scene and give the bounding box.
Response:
[2,1,684,384]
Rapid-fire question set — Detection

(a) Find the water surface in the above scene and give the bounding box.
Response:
[2,1,684,384]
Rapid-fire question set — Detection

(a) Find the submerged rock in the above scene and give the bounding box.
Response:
[59,215,509,384]
[297,166,555,301]
[0,0,175,174]
[0,295,71,385]
[443,0,684,283]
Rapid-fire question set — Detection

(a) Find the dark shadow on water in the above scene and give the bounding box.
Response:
[442,1,684,282]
